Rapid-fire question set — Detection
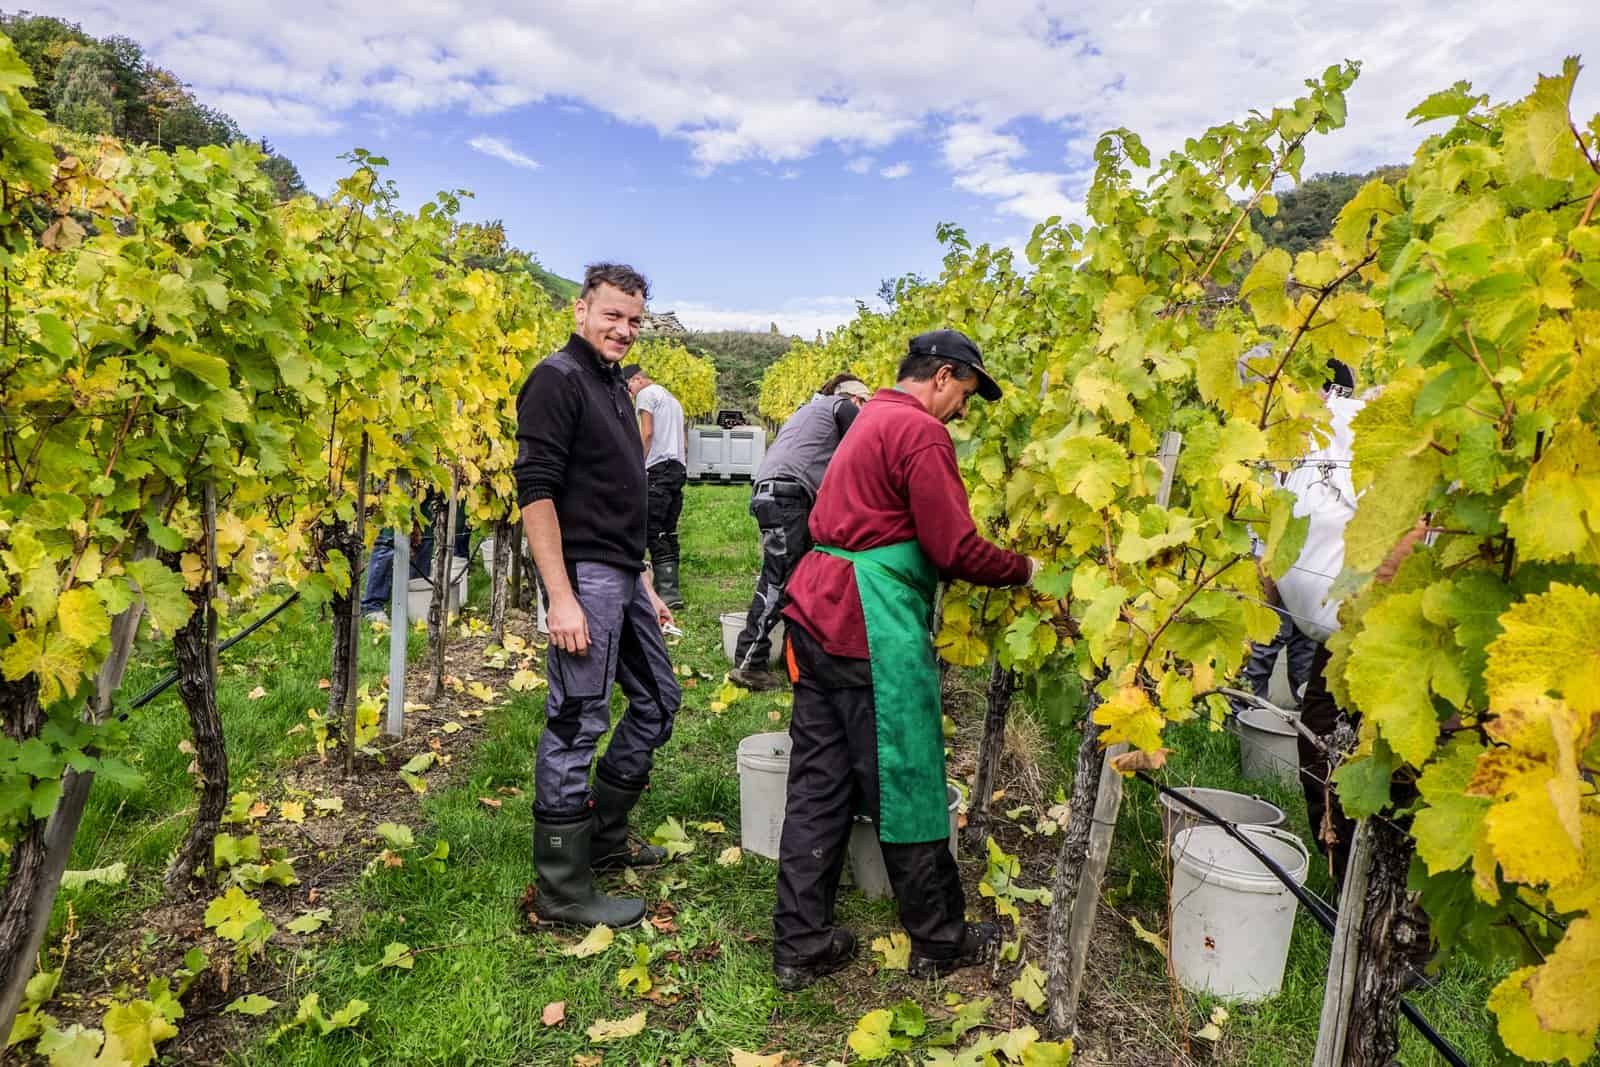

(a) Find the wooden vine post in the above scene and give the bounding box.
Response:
[164,480,228,893]
[1312,819,1374,1067]
[423,470,462,703]
[1046,430,1182,1035]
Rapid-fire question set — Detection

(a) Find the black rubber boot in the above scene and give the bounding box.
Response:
[774,928,858,992]
[729,667,786,692]
[532,814,645,928]
[654,558,686,610]
[590,776,667,870]
[908,921,1001,978]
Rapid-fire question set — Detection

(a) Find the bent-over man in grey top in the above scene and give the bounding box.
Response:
[729,374,870,689]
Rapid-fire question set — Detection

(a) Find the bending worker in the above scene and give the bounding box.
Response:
[513,263,681,930]
[729,373,871,690]
[772,329,1039,991]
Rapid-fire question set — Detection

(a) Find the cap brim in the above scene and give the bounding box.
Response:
[973,367,1002,402]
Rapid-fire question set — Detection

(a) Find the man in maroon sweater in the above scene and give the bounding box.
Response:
[772,329,1038,991]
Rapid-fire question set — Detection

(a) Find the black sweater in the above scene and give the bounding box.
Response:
[513,334,647,572]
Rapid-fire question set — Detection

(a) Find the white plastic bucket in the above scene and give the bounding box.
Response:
[720,611,784,669]
[406,556,469,622]
[737,732,791,859]
[1236,705,1302,785]
[847,785,962,900]
[1157,787,1284,856]
[1170,825,1309,1002]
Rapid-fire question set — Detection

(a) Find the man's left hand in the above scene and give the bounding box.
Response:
[649,584,675,630]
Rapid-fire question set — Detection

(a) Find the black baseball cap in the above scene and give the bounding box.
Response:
[908,329,1001,402]
[1324,358,1355,391]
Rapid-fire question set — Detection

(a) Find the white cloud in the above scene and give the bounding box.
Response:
[665,296,861,339]
[880,161,911,179]
[467,135,540,170]
[54,2,1600,223]
[779,168,801,180]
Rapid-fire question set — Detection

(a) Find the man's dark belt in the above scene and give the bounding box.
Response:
[754,477,811,500]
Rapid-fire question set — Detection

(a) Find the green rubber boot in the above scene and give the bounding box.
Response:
[590,776,667,870]
[532,814,645,928]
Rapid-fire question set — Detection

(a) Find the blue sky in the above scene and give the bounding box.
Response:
[39,1,1600,336]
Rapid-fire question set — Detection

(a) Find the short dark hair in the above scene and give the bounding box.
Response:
[818,373,862,396]
[581,262,650,302]
[620,364,644,382]
[896,353,976,385]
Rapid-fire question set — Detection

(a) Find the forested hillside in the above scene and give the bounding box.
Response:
[0,10,305,197]
[1250,166,1408,253]
[682,328,798,414]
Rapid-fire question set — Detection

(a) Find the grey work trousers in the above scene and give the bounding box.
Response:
[535,560,681,818]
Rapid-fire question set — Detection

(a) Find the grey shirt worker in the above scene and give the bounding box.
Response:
[731,386,865,677]
[514,333,681,819]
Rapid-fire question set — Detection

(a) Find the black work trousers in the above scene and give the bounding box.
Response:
[646,460,686,567]
[773,623,966,964]
[733,480,812,671]
[1298,641,1355,883]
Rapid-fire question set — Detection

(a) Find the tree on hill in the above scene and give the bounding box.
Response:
[682,329,798,414]
[1250,166,1407,254]
[1,11,302,196]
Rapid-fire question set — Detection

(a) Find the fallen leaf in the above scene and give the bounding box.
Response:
[716,846,742,867]
[573,1056,602,1067]
[509,669,544,692]
[478,796,503,811]
[694,821,726,834]
[440,721,463,735]
[279,801,306,824]
[247,686,267,701]
[1111,747,1172,775]
[767,710,781,722]
[247,801,270,820]
[380,850,404,868]
[586,1010,646,1043]
[317,678,331,690]
[496,786,523,797]
[1010,962,1047,1012]
[564,924,615,958]
[224,994,278,1016]
[649,817,695,859]
[871,931,911,970]
[1129,916,1168,956]
[178,739,196,755]
[312,797,343,816]
[730,1050,786,1067]
[542,1001,566,1027]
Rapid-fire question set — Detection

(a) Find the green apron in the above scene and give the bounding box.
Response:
[814,540,947,844]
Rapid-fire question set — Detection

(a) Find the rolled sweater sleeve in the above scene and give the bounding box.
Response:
[903,440,1031,587]
[513,363,579,508]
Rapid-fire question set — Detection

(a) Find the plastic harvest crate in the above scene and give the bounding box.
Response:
[686,425,767,482]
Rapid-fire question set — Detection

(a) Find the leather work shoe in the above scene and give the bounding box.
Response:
[774,928,859,992]
[908,921,1001,979]
[728,667,786,692]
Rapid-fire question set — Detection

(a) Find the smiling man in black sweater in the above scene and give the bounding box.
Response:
[513,263,680,929]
